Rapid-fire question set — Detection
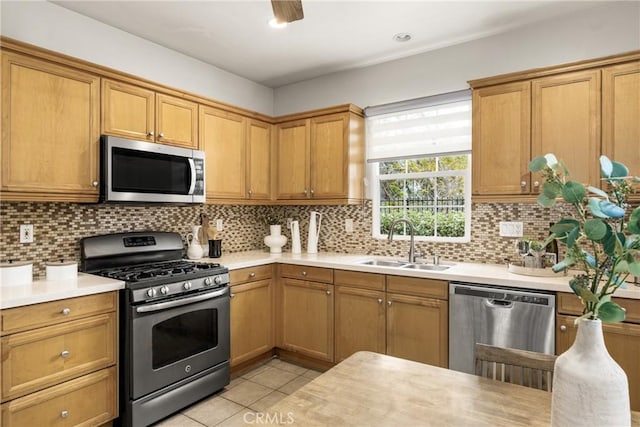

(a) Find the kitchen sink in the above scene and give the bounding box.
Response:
[401,263,451,271]
[358,260,408,267]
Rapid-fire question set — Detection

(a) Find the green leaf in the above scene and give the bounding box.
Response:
[611,161,629,178]
[600,155,613,178]
[629,207,640,235]
[528,156,548,172]
[562,181,586,203]
[551,219,580,233]
[629,261,640,277]
[614,260,629,273]
[584,219,607,240]
[537,193,556,207]
[602,231,617,257]
[587,186,609,200]
[599,201,625,219]
[567,226,580,248]
[553,257,575,272]
[542,181,562,199]
[598,301,626,323]
[588,197,607,218]
[544,153,558,167]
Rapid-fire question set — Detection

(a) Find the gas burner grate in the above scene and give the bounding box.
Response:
[96,260,222,283]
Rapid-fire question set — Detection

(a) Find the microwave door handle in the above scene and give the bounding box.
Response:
[187,158,196,195]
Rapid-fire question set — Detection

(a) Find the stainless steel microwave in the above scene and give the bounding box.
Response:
[100,136,205,204]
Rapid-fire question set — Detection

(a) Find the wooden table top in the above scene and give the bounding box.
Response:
[266,351,640,426]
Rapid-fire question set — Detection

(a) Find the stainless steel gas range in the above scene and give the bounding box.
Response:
[81,231,230,427]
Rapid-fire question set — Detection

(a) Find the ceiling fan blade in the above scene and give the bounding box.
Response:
[271,0,304,23]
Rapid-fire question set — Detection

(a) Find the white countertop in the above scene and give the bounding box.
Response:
[210,250,640,300]
[2,250,639,310]
[0,273,124,309]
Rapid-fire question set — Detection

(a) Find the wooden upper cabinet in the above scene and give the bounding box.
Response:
[276,119,310,199]
[246,119,272,200]
[275,109,364,203]
[156,93,198,148]
[102,79,198,148]
[1,52,100,202]
[101,79,154,141]
[602,61,640,195]
[532,70,601,187]
[200,106,246,199]
[472,82,531,195]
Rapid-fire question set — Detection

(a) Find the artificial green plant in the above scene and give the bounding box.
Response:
[529,154,640,323]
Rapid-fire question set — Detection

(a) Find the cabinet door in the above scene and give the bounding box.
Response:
[532,70,600,188]
[279,278,334,362]
[310,113,348,199]
[335,286,385,362]
[199,106,246,199]
[602,61,640,195]
[156,93,198,148]
[557,315,640,411]
[276,120,309,199]
[230,279,273,366]
[1,52,100,201]
[472,82,531,195]
[101,79,155,141]
[247,119,272,200]
[386,293,448,367]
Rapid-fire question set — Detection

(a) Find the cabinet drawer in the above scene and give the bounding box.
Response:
[386,276,448,300]
[280,265,333,284]
[1,313,116,401]
[230,265,272,285]
[334,270,385,291]
[1,367,117,427]
[557,292,640,324]
[1,292,117,335]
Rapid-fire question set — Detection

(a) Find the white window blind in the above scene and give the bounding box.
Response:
[365,90,472,163]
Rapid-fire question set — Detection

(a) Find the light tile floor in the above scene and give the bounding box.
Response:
[153,358,322,427]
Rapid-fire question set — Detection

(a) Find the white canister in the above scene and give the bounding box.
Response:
[46,261,78,281]
[0,261,33,286]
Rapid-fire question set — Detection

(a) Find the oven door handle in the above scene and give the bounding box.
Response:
[136,288,227,313]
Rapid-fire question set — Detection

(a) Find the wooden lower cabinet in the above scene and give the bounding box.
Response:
[386,292,448,368]
[1,367,117,427]
[556,314,640,411]
[230,278,274,366]
[334,286,386,362]
[278,277,334,362]
[0,292,118,425]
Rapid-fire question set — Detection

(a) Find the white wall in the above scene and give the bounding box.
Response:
[0,1,275,116]
[273,2,640,115]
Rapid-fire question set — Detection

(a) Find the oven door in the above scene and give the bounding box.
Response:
[129,287,229,399]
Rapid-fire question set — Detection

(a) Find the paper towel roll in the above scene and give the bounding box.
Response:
[46,261,78,281]
[0,262,33,286]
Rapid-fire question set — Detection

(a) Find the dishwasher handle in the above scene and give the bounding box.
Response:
[451,283,553,307]
[486,299,513,308]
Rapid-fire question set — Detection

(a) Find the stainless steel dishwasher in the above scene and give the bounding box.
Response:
[449,282,555,374]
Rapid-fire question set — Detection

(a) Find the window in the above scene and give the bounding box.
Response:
[366,90,472,242]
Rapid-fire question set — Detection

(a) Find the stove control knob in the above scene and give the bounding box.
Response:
[214,276,223,285]
[183,282,192,290]
[146,288,157,298]
[204,277,213,286]
[160,286,169,295]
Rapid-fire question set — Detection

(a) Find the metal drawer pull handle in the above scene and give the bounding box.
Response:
[61,308,71,316]
[302,271,307,276]
[249,272,256,278]
[326,290,331,295]
[520,181,527,188]
[387,301,392,306]
[60,350,70,358]
[377,298,383,304]
[61,410,69,419]
[560,325,567,332]
[230,293,235,298]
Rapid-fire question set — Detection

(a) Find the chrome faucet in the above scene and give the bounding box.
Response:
[387,219,417,263]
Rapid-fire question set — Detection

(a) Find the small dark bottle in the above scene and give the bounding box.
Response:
[546,222,559,260]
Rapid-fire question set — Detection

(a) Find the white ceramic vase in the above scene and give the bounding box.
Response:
[551,318,630,427]
[264,225,287,254]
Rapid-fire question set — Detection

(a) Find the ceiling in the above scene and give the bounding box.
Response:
[52,1,606,88]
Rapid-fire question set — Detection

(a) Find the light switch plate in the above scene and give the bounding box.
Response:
[20,224,34,243]
[499,221,523,237]
[215,219,223,231]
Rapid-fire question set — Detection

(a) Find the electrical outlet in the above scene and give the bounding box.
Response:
[20,224,34,243]
[345,218,354,233]
[216,219,223,231]
[499,221,523,237]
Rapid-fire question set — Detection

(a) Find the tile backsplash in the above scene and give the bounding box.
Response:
[1,200,575,278]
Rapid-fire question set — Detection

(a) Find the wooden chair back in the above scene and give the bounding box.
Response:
[474,343,557,392]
